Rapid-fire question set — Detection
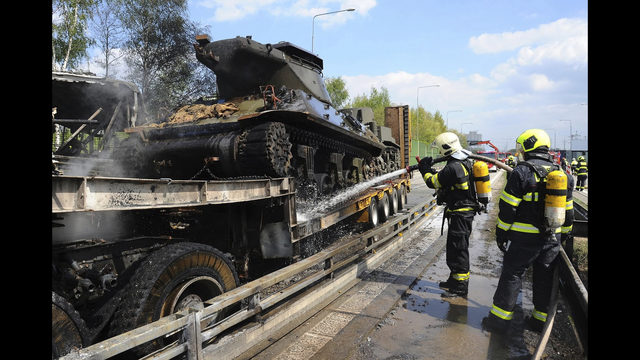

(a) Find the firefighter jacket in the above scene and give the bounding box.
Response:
[577,160,588,176]
[496,156,574,239]
[570,160,578,172]
[423,158,478,214]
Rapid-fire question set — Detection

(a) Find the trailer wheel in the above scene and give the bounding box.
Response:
[389,189,399,215]
[52,292,89,358]
[368,197,379,228]
[108,242,239,356]
[398,185,407,210]
[378,193,390,222]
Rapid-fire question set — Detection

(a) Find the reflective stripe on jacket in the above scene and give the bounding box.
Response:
[423,158,476,212]
[577,161,588,176]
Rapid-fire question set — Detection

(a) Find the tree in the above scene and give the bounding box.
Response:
[324,77,349,109]
[53,0,97,71]
[90,0,125,78]
[348,86,392,126]
[117,0,215,121]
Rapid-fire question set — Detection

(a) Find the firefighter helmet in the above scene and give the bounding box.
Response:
[432,132,462,157]
[515,129,550,161]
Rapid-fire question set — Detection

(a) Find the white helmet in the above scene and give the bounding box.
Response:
[432,132,463,157]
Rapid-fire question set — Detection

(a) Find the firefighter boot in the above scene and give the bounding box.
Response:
[438,276,456,289]
[441,279,468,298]
[481,313,509,334]
[525,315,544,333]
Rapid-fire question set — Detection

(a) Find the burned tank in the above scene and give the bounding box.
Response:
[116,35,400,197]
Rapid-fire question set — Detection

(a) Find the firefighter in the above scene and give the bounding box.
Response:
[575,155,588,191]
[506,155,516,168]
[570,157,578,174]
[417,132,479,297]
[481,129,574,334]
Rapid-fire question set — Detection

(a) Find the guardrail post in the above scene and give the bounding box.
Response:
[184,309,203,360]
[325,257,334,279]
[248,293,263,323]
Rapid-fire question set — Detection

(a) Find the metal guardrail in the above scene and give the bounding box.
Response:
[60,197,439,360]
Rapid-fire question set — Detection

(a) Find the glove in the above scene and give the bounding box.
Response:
[418,156,434,176]
[496,230,508,253]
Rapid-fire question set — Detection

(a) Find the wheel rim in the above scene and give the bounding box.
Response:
[164,276,224,316]
[398,185,406,209]
[380,194,390,220]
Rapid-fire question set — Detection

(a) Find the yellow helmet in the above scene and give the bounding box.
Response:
[578,155,585,161]
[515,129,550,161]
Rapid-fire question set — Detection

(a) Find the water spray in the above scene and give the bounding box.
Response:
[405,151,513,174]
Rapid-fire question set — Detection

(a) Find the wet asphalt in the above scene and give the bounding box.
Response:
[251,170,558,360]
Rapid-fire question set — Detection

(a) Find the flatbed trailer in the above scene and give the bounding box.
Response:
[52,171,410,359]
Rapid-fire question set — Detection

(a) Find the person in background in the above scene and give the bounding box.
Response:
[575,156,588,191]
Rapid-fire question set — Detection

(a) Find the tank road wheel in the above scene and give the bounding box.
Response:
[109,242,239,356]
[52,292,89,358]
[314,173,333,196]
[242,122,292,177]
[368,197,379,228]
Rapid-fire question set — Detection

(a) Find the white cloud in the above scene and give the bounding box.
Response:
[529,74,554,91]
[468,18,587,54]
[341,71,496,113]
[475,17,587,97]
[515,36,587,67]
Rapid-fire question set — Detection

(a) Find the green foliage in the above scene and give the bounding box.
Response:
[116,0,215,121]
[52,0,97,71]
[410,107,467,150]
[348,87,392,126]
[324,77,349,109]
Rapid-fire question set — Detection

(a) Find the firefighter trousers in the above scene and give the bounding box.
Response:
[577,174,587,189]
[445,212,475,279]
[492,233,560,317]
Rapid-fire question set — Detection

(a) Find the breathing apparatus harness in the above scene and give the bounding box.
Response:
[515,152,567,238]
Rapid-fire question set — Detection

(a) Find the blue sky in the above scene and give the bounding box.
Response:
[187,0,588,152]
[87,0,588,152]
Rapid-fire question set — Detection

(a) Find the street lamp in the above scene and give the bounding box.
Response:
[560,119,573,153]
[446,110,462,129]
[543,128,557,150]
[312,8,355,54]
[415,84,440,156]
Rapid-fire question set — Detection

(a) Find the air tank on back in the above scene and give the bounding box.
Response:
[116,34,400,198]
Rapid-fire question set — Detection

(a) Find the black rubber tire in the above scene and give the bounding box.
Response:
[52,292,89,359]
[368,197,379,228]
[389,189,399,215]
[398,184,407,210]
[378,192,390,223]
[108,242,239,356]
